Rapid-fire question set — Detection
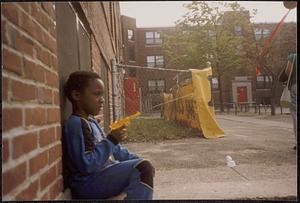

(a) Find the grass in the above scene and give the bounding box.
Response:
[125,118,201,143]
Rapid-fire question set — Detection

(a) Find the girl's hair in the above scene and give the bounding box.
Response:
[64,71,102,102]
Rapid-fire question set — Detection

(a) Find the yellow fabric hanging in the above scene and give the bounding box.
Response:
[191,68,224,138]
[162,67,225,138]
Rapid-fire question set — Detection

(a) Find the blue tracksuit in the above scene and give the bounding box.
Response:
[63,114,154,200]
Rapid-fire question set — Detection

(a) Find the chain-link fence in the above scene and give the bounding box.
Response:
[118,64,192,117]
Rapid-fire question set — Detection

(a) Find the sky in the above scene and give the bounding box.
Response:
[120,1,297,27]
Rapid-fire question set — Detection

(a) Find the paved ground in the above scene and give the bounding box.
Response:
[124,114,297,200]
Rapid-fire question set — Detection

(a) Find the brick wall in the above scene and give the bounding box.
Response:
[2,2,63,200]
[80,2,124,128]
[2,2,124,200]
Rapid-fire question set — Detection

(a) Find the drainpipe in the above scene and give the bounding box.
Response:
[111,59,118,121]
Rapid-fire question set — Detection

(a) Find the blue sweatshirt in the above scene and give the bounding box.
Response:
[63,114,139,186]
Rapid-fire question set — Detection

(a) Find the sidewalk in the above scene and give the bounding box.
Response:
[124,114,297,200]
[216,114,293,130]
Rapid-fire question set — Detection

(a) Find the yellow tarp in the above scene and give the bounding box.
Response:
[163,67,224,138]
[191,68,224,138]
[163,93,176,121]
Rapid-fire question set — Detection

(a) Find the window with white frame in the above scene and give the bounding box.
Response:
[148,80,165,92]
[155,56,164,67]
[147,56,155,67]
[262,29,270,38]
[128,29,134,40]
[156,80,165,91]
[256,75,272,89]
[147,55,164,67]
[145,31,162,45]
[148,80,157,91]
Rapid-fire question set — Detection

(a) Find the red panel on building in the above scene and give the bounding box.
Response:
[124,77,141,115]
[237,86,248,103]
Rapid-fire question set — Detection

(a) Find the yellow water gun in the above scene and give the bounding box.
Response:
[109,112,141,130]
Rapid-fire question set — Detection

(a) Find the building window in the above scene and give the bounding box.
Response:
[155,56,164,67]
[147,55,164,67]
[256,75,265,89]
[145,31,162,45]
[212,77,218,90]
[129,45,135,61]
[148,80,156,91]
[262,29,270,38]
[255,28,270,40]
[128,29,134,40]
[147,56,155,67]
[157,80,165,91]
[234,26,242,36]
[255,28,262,40]
[148,80,165,92]
[256,75,272,89]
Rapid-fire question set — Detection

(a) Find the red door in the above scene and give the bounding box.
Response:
[237,86,248,103]
[124,77,140,115]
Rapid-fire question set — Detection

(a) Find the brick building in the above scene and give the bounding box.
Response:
[121,15,190,112]
[121,14,296,110]
[2,2,124,200]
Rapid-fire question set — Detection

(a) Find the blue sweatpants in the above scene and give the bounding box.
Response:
[71,158,153,200]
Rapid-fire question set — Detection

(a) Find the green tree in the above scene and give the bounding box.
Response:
[255,22,296,115]
[163,1,257,112]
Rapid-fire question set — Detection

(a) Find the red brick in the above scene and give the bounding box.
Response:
[2,139,10,163]
[29,150,48,176]
[31,3,42,24]
[25,107,46,126]
[50,23,57,39]
[40,164,56,191]
[12,131,38,159]
[47,36,57,55]
[49,143,62,164]
[2,76,9,101]
[41,2,55,19]
[47,108,61,124]
[37,46,51,67]
[49,176,63,199]
[14,33,35,57]
[3,162,27,194]
[19,10,37,39]
[2,3,19,25]
[24,58,45,83]
[39,127,56,147]
[53,90,60,105]
[16,179,39,200]
[16,2,31,13]
[56,159,63,177]
[2,108,22,132]
[37,87,52,104]
[50,55,58,70]
[34,27,45,47]
[55,126,62,141]
[32,4,50,33]
[11,80,36,101]
[41,192,49,200]
[2,19,8,44]
[2,48,23,75]
[45,71,58,88]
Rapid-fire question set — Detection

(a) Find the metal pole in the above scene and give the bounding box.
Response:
[111,59,118,121]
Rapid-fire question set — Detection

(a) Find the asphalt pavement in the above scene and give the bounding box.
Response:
[124,114,297,200]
